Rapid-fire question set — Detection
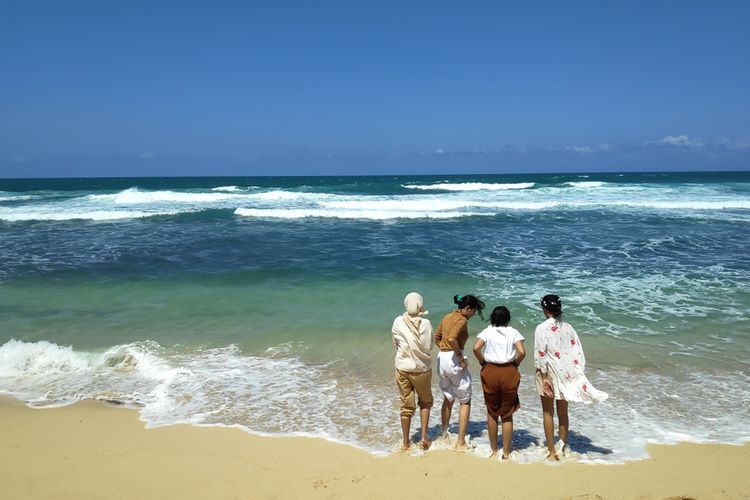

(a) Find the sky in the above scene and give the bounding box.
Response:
[1,1,749,177]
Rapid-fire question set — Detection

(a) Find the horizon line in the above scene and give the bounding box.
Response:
[2,167,750,182]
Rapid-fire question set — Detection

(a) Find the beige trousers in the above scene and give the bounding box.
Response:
[395,369,434,417]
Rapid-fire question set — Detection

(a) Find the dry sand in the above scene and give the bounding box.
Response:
[1,397,748,499]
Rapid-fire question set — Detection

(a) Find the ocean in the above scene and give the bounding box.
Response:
[1,171,748,462]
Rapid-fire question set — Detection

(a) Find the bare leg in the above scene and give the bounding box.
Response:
[441,397,453,436]
[419,407,430,449]
[556,399,569,451]
[455,401,471,449]
[540,396,558,459]
[486,411,498,457]
[400,416,412,450]
[501,418,513,459]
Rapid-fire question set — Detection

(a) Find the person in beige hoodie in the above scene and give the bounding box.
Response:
[392,292,434,450]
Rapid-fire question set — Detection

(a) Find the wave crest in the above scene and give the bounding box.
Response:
[402,182,535,191]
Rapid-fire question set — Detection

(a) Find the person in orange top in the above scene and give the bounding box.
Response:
[434,294,485,450]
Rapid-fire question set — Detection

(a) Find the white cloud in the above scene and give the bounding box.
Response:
[655,135,704,148]
[140,152,155,160]
[423,148,490,157]
[563,144,615,154]
[711,136,750,150]
[734,137,750,150]
[565,145,593,154]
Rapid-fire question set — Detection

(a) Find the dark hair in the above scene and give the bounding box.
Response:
[454,294,485,319]
[540,294,562,318]
[490,306,510,327]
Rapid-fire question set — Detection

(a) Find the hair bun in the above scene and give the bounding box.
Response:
[541,294,562,313]
[453,294,463,305]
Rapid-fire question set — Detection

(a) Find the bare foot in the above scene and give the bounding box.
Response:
[501,455,510,460]
[419,440,430,450]
[488,450,497,458]
[546,452,559,461]
[454,442,475,451]
[400,443,411,451]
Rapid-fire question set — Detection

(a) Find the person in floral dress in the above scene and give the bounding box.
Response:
[534,294,608,460]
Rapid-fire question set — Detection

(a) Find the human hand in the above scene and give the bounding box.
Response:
[460,357,468,369]
[543,379,554,398]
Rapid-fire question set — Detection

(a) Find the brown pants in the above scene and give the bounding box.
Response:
[480,363,521,422]
[395,369,434,418]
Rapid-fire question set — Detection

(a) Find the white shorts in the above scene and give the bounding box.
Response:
[437,351,472,404]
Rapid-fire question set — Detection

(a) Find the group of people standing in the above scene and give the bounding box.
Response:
[391,292,608,459]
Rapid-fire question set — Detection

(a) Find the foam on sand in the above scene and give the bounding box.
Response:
[1,339,748,463]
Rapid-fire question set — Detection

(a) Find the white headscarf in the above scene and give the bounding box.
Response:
[402,292,428,338]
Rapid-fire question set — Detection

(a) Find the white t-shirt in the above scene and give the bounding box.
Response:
[477,325,525,364]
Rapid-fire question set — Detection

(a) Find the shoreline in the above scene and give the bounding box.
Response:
[1,397,748,499]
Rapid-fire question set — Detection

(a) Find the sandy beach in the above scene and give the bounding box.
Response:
[1,397,747,500]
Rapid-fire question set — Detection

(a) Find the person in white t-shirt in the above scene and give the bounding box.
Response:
[472,306,525,459]
[392,292,434,450]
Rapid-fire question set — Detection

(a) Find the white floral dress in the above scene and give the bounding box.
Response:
[533,317,608,404]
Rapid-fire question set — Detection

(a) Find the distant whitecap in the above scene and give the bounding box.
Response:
[402,182,535,191]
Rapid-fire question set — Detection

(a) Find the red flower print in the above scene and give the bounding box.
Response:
[582,384,587,392]
[551,326,558,332]
[554,352,560,359]
[539,351,545,357]
[571,339,576,345]
[574,359,579,365]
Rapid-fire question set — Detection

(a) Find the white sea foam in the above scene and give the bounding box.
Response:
[0,339,93,377]
[402,182,535,191]
[1,339,748,463]
[234,208,492,219]
[0,195,37,202]
[319,199,556,211]
[89,188,248,204]
[612,200,750,210]
[245,190,318,201]
[0,208,180,221]
[565,181,607,188]
[4,181,749,225]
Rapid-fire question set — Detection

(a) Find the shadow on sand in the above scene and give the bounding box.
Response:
[410,421,612,455]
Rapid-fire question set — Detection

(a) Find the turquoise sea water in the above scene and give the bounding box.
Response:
[1,172,749,462]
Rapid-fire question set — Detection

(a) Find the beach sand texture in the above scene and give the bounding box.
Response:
[1,397,748,500]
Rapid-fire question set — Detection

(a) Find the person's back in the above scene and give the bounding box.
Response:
[391,292,434,450]
[434,294,485,450]
[392,314,433,372]
[435,310,468,351]
[473,306,525,458]
[534,294,607,460]
[478,325,524,365]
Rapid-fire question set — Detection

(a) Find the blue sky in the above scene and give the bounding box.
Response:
[1,1,749,177]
